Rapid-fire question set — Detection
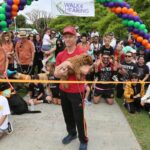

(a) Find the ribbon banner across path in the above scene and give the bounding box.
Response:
[0,0,150,48]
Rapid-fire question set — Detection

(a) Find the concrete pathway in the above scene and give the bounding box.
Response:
[0,100,141,150]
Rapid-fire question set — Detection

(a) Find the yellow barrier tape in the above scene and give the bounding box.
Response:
[0,79,148,84]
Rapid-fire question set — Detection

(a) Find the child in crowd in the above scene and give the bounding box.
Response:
[0,83,13,138]
[124,73,145,113]
[28,77,52,105]
[42,53,53,73]
[45,62,61,105]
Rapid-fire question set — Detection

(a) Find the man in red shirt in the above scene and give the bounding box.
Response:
[54,26,88,150]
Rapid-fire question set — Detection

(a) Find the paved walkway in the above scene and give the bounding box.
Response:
[0,100,141,150]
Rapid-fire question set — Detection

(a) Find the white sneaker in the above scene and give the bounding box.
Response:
[84,99,92,106]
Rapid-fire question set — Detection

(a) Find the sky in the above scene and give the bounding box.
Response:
[19,0,52,21]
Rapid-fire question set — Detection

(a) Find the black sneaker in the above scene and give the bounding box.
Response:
[7,122,13,134]
[79,143,88,150]
[62,134,77,145]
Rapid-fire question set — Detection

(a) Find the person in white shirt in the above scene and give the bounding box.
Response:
[146,61,150,73]
[0,83,13,137]
[0,96,11,137]
[42,28,52,51]
[91,28,99,38]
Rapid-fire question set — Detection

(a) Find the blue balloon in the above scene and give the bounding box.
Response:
[6,12,11,19]
[20,0,27,5]
[133,28,139,34]
[6,5,12,11]
[6,0,13,5]
[122,14,128,19]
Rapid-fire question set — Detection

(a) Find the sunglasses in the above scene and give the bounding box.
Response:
[125,55,132,58]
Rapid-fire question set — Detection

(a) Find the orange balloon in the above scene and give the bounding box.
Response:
[136,36,143,43]
[133,12,138,16]
[115,7,122,14]
[142,40,149,46]
[12,4,18,11]
[132,34,138,39]
[11,11,18,17]
[13,0,20,5]
[110,7,116,13]
[127,8,134,15]
[122,7,128,14]
[146,44,150,50]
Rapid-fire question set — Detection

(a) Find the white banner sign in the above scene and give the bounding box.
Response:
[51,0,95,17]
[0,0,4,5]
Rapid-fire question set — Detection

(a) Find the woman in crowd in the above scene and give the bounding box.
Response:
[32,34,43,74]
[28,33,34,42]
[1,32,14,71]
[55,38,65,57]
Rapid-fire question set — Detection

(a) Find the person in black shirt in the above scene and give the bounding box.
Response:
[32,34,43,74]
[93,53,117,105]
[116,51,138,98]
[100,37,114,58]
[28,82,45,105]
[136,56,149,81]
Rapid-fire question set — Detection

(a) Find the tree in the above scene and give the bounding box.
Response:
[16,15,26,28]
[48,0,150,38]
[26,9,52,30]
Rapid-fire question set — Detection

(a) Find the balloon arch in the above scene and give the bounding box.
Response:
[0,0,150,50]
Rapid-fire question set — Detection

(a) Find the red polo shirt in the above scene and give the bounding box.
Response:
[56,47,84,93]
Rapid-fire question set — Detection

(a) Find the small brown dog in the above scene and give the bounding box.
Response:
[13,73,31,80]
[61,54,93,88]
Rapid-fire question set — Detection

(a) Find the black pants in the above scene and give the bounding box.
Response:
[17,65,32,75]
[116,84,124,98]
[126,98,141,113]
[32,55,43,74]
[60,90,88,143]
[144,103,150,112]
[8,64,14,71]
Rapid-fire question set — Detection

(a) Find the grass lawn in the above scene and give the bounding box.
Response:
[116,98,150,150]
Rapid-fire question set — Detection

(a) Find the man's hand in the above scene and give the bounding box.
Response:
[141,101,145,107]
[54,61,72,78]
[133,94,140,99]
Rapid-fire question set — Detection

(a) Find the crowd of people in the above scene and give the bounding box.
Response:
[0,26,150,150]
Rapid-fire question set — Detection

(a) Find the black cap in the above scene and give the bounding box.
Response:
[0,83,10,91]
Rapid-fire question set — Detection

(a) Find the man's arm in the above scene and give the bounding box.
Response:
[54,61,72,78]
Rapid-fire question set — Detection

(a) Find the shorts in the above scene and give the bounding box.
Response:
[41,45,51,51]
[94,89,114,99]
